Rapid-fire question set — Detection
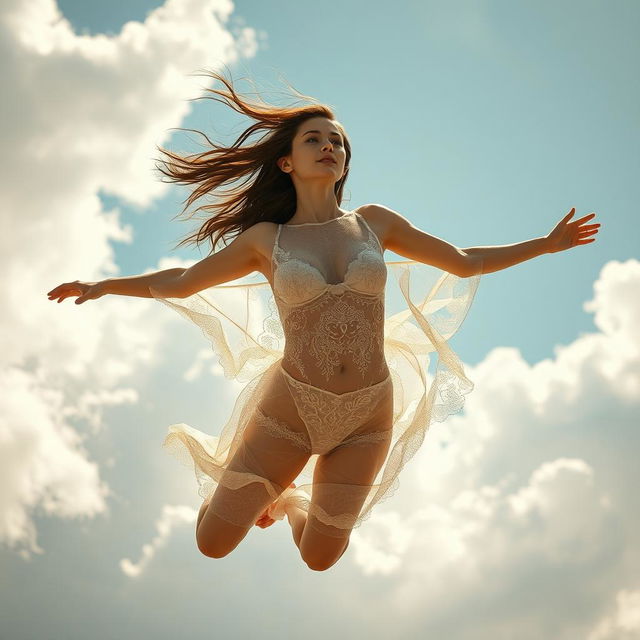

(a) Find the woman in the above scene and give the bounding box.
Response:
[46,70,600,571]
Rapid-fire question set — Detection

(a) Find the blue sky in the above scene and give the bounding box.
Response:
[62,0,633,366]
[2,1,638,639]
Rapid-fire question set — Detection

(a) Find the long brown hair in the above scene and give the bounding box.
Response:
[154,68,352,253]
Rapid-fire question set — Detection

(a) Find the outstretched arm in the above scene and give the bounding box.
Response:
[47,267,187,304]
[47,222,268,304]
[462,207,601,275]
[369,204,600,277]
[370,204,471,277]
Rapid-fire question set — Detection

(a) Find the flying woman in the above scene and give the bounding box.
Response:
[46,70,600,572]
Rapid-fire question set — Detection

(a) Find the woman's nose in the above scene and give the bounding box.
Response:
[322,140,333,151]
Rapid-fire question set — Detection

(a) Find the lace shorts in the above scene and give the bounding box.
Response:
[255,362,394,456]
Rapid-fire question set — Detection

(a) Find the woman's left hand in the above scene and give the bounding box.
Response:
[545,207,601,254]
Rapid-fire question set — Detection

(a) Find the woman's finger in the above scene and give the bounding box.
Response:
[574,212,596,224]
[48,282,90,303]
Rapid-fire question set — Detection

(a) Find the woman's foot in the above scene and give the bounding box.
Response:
[255,482,296,529]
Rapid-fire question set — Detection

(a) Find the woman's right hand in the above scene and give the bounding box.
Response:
[46,280,107,304]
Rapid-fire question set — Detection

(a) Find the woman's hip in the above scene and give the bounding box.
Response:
[255,360,393,455]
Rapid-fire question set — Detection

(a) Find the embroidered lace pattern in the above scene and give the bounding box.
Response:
[149,207,482,537]
[279,366,392,455]
[272,211,388,386]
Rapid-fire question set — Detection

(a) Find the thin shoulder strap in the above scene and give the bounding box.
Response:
[355,211,384,252]
[271,223,284,265]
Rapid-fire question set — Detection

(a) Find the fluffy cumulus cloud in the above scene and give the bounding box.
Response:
[119,504,197,578]
[118,258,638,640]
[345,258,639,638]
[0,0,258,557]
[3,2,638,638]
[588,588,640,640]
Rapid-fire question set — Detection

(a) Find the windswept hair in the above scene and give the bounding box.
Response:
[154,68,352,253]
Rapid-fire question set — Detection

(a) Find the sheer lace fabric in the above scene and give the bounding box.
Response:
[273,213,388,388]
[150,209,481,538]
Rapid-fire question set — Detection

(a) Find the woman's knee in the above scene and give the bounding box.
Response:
[196,511,250,559]
[302,535,350,571]
[197,533,246,559]
[197,539,232,559]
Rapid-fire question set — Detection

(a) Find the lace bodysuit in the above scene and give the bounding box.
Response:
[249,210,395,458]
[272,210,388,386]
[150,207,482,535]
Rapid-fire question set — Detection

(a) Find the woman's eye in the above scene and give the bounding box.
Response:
[306,137,342,145]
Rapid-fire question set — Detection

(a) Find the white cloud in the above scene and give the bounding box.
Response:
[0,367,111,558]
[588,588,640,640]
[109,259,639,640]
[3,2,638,637]
[119,503,196,578]
[0,0,258,557]
[349,258,639,636]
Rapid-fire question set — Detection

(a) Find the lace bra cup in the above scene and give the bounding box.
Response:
[274,249,386,305]
[273,212,387,306]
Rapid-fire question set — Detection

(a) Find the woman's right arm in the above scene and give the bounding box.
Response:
[103,267,187,298]
[159,222,267,298]
[47,267,188,304]
[47,223,267,304]
[109,219,264,298]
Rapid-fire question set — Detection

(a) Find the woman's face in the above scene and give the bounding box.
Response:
[279,116,347,181]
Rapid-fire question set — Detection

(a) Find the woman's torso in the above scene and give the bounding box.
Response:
[252,206,389,393]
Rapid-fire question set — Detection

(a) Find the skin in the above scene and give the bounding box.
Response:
[277,115,349,225]
[46,114,601,302]
[46,202,601,304]
[46,116,602,540]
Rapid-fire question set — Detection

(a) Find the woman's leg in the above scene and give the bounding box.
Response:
[197,497,210,533]
[286,502,352,561]
[196,419,310,558]
[296,381,394,571]
[286,502,308,548]
[300,436,391,570]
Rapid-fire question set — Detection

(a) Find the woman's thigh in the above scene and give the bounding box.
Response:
[299,391,394,568]
[197,373,312,557]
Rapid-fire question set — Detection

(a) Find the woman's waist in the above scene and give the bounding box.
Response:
[280,352,390,395]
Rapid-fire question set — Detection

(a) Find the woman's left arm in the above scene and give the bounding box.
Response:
[462,207,601,275]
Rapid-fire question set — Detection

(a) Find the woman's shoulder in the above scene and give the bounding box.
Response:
[247,220,278,248]
[243,221,279,280]
[355,203,393,250]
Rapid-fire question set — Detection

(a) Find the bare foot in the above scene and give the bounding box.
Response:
[255,482,295,528]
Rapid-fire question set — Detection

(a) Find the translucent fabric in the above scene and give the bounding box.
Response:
[150,210,481,538]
